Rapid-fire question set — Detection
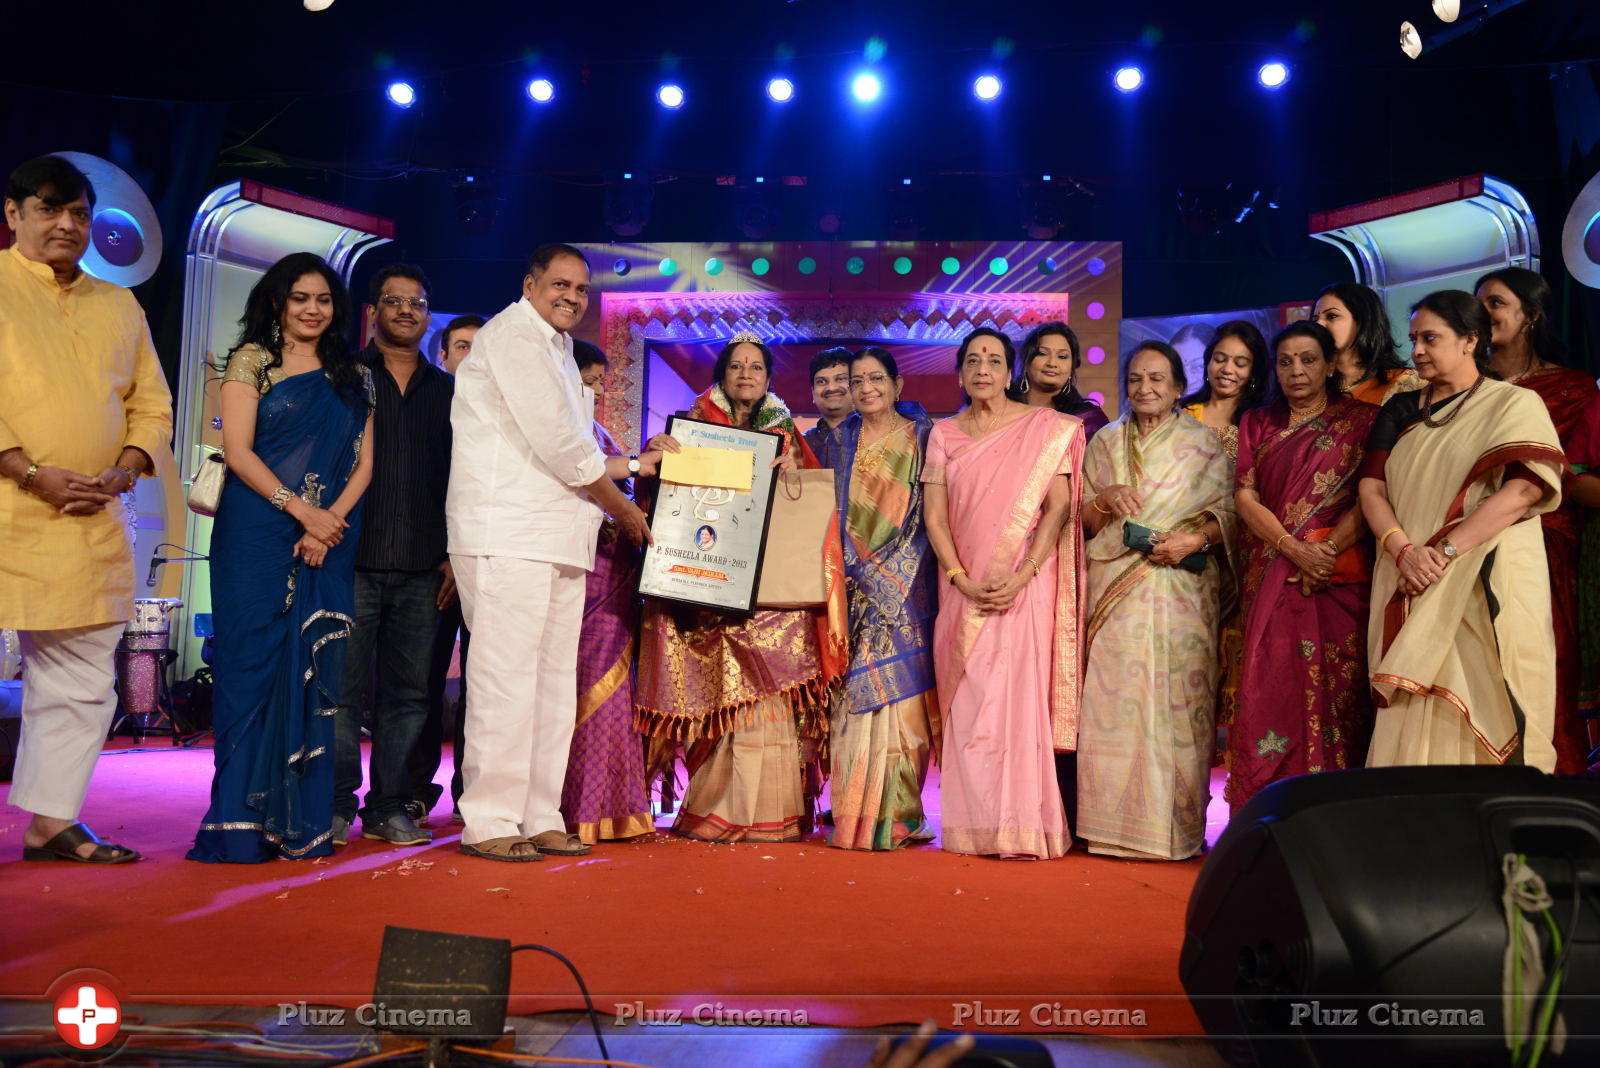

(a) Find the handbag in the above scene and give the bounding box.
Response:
[187,450,227,517]
[1123,520,1209,573]
[755,468,838,608]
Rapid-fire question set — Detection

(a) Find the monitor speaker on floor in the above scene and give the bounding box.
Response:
[1180,765,1600,1067]
[372,926,511,1047]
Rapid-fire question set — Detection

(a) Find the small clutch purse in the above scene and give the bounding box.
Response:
[1123,521,1209,572]
[187,451,227,517]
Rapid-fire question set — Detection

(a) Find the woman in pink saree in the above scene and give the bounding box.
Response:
[1227,322,1379,811]
[922,328,1086,860]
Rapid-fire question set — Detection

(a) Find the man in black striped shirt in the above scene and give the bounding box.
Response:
[332,263,455,847]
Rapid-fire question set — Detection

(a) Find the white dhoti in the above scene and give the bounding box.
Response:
[452,554,586,844]
[8,623,125,820]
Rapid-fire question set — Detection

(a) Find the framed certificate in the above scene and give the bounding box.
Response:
[636,416,783,615]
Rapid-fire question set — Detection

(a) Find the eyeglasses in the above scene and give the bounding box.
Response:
[850,373,892,388]
[379,295,429,311]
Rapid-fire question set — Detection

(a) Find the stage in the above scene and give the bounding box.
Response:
[0,742,1227,1054]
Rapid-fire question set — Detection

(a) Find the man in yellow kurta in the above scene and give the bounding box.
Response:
[1,155,173,863]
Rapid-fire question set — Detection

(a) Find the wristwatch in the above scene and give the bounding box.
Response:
[626,456,642,475]
[1439,537,1459,560]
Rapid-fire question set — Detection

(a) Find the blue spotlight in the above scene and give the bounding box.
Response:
[657,83,685,109]
[973,74,1002,101]
[526,78,554,104]
[767,77,795,103]
[386,81,416,108]
[1257,61,1290,89]
[851,71,883,104]
[1113,66,1144,93]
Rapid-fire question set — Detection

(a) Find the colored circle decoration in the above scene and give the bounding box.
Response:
[988,257,1009,276]
[1038,257,1057,274]
[751,257,771,276]
[846,256,866,275]
[798,256,818,275]
[705,258,724,276]
[1087,391,1106,406]
[1087,345,1106,365]
[659,257,678,276]
[893,256,913,275]
[940,257,961,275]
[1086,301,1105,320]
[1086,257,1106,276]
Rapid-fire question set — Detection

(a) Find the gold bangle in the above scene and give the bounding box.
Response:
[1275,533,1293,554]
[946,566,966,584]
[1091,497,1112,515]
[1378,526,1404,550]
[20,462,40,491]
[1023,555,1041,577]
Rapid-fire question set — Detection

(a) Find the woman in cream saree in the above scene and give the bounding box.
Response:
[1077,343,1236,861]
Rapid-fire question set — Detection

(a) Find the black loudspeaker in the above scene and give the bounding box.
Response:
[372,926,511,1046]
[1180,766,1600,1066]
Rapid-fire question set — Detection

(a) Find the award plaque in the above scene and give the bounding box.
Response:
[637,416,782,614]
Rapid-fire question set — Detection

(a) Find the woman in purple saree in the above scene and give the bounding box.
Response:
[1227,322,1379,811]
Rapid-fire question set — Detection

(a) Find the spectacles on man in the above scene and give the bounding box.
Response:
[379,295,429,311]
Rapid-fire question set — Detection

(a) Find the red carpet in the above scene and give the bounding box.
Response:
[0,745,1213,1036]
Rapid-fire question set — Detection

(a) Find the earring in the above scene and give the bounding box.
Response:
[270,321,282,347]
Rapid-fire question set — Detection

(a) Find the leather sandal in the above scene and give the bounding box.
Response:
[530,830,592,856]
[459,836,542,862]
[22,823,141,865]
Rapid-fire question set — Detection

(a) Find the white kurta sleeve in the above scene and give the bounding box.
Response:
[484,332,606,488]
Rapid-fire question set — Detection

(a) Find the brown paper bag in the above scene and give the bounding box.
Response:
[755,469,837,608]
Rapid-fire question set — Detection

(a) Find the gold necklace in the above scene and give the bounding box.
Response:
[855,417,908,476]
[1287,395,1327,427]
[1421,374,1485,428]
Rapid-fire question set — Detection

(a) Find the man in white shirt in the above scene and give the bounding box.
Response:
[446,244,657,861]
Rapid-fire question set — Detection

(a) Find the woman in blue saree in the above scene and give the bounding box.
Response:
[828,347,941,850]
[189,253,375,863]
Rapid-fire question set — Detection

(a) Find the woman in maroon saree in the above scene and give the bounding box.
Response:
[1227,322,1379,811]
[1477,268,1599,775]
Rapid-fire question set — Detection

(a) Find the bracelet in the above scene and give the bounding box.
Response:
[268,485,296,511]
[1199,532,1212,553]
[1326,536,1340,554]
[1274,533,1293,554]
[1091,497,1112,515]
[1396,543,1415,564]
[1023,555,1041,578]
[20,462,40,491]
[1378,526,1404,550]
[115,464,138,488]
[946,566,966,585]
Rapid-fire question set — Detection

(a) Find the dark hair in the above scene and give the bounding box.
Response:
[5,155,96,209]
[852,345,899,380]
[954,327,1016,375]
[368,263,431,306]
[229,252,365,401]
[572,339,607,371]
[711,337,773,403]
[1474,266,1568,366]
[438,313,485,355]
[1178,320,1271,422]
[1410,290,1494,374]
[1127,340,1188,393]
[1314,282,1406,377]
[809,346,852,382]
[527,243,589,277]
[1269,321,1340,399]
[1014,321,1086,407]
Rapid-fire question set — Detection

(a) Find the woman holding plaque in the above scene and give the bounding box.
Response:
[636,333,849,842]
[922,327,1086,860]
[827,347,940,851]
[1076,342,1235,861]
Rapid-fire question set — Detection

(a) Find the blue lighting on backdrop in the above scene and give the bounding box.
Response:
[657,83,686,109]
[385,82,416,108]
[1257,61,1290,89]
[851,71,883,103]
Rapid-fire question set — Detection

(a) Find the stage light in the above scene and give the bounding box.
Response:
[767,77,794,103]
[613,258,631,276]
[1037,257,1058,275]
[705,258,724,276]
[659,257,678,276]
[1399,21,1424,58]
[973,74,1002,101]
[1113,66,1144,93]
[1432,0,1461,21]
[303,0,334,9]
[851,72,883,104]
[526,78,554,104]
[657,83,685,109]
[1257,62,1289,89]
[386,82,416,108]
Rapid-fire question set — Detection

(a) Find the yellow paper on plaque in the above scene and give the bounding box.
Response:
[660,446,753,491]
